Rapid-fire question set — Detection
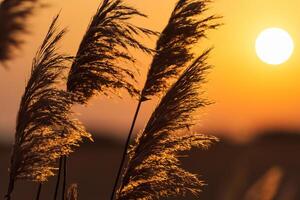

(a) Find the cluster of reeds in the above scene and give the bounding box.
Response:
[3,0,221,199]
[117,50,219,199]
[112,0,221,198]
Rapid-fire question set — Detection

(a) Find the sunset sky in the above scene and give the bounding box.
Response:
[1,0,300,143]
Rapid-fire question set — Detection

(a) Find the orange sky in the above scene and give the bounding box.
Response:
[1,0,300,142]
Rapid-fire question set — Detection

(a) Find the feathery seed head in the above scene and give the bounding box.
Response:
[142,0,221,100]
[67,0,158,104]
[9,15,92,183]
[117,50,218,200]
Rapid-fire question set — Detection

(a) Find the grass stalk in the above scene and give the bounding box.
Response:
[110,98,143,200]
[62,156,67,200]
[35,183,42,200]
[5,175,15,200]
[54,156,63,200]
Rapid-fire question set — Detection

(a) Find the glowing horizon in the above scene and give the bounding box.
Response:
[1,0,300,142]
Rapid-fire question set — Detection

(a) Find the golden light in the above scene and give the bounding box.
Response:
[255,28,294,65]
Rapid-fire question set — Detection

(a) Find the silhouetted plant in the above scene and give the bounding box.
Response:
[0,0,43,65]
[142,0,221,100]
[117,50,218,199]
[67,0,158,104]
[5,15,91,200]
[111,0,221,199]
[59,0,157,198]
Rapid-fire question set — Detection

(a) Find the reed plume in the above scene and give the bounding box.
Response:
[0,0,42,64]
[65,1,156,199]
[117,49,218,199]
[142,0,220,100]
[111,1,220,198]
[67,0,158,104]
[66,184,79,200]
[5,15,91,199]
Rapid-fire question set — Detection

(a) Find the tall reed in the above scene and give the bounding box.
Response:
[67,0,157,104]
[0,0,42,65]
[111,0,221,199]
[117,49,218,199]
[142,0,220,99]
[62,0,157,198]
[5,15,91,200]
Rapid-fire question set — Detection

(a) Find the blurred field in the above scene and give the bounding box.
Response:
[1,130,300,200]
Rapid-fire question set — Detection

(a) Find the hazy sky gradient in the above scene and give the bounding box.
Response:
[1,0,300,143]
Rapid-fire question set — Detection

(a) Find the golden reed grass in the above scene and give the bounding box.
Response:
[67,0,158,104]
[4,0,222,199]
[5,15,91,200]
[117,50,218,200]
[142,0,221,100]
[60,0,157,198]
[111,0,221,199]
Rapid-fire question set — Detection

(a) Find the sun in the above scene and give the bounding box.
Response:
[255,28,294,65]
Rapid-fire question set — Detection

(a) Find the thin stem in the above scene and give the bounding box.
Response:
[35,183,42,200]
[62,156,67,200]
[110,98,143,200]
[53,156,63,200]
[5,175,15,200]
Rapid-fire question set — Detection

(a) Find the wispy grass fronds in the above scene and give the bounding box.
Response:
[66,184,79,200]
[0,0,42,64]
[6,15,91,198]
[67,0,158,104]
[142,0,221,100]
[117,49,218,199]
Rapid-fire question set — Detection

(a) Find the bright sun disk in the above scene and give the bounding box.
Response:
[255,28,294,65]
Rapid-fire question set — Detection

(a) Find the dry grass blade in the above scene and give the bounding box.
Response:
[67,0,158,104]
[66,184,79,200]
[0,0,43,65]
[117,49,218,200]
[142,0,221,100]
[6,15,91,198]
